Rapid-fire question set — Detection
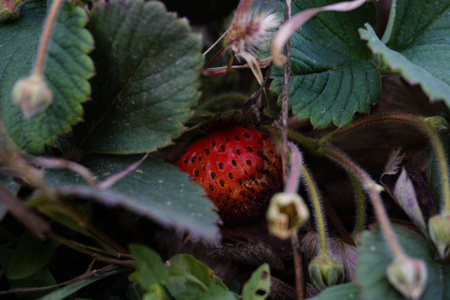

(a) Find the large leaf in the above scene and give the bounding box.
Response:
[73,0,202,154]
[360,0,450,105]
[44,155,219,242]
[359,22,450,105]
[356,225,449,300]
[270,0,379,128]
[0,0,94,154]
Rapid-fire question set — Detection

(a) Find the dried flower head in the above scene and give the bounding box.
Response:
[266,192,309,240]
[222,1,281,85]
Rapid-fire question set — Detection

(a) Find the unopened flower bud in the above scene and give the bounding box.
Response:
[386,255,427,300]
[12,75,53,119]
[0,0,22,22]
[266,192,309,240]
[423,116,448,132]
[308,253,344,291]
[428,213,450,259]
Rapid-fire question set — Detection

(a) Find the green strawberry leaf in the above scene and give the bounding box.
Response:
[241,264,271,300]
[270,0,379,128]
[129,244,169,289]
[44,155,219,242]
[356,224,449,300]
[73,0,202,154]
[0,0,94,154]
[307,283,361,300]
[6,231,59,280]
[360,22,450,105]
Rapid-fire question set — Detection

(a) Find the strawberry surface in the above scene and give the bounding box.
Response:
[177,125,282,223]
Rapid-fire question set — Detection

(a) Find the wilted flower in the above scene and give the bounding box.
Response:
[386,255,427,300]
[428,213,450,259]
[12,74,53,119]
[308,252,344,291]
[222,0,281,85]
[266,192,309,240]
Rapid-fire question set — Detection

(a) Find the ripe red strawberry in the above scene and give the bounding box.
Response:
[177,125,282,223]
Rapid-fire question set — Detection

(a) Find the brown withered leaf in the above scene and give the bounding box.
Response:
[269,276,296,300]
[213,239,285,273]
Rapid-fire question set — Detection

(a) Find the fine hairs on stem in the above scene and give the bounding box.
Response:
[301,164,329,254]
[319,113,450,214]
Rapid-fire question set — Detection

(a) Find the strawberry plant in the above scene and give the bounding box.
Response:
[0,0,449,299]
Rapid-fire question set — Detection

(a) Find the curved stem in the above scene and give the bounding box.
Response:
[323,147,405,258]
[301,164,328,254]
[318,114,450,215]
[285,142,303,193]
[32,0,64,76]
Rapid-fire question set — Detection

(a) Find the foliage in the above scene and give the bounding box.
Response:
[0,0,449,299]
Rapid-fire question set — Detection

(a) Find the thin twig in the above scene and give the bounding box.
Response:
[0,264,121,295]
[281,0,292,187]
[291,234,304,300]
[0,183,51,240]
[98,153,149,190]
[28,156,97,187]
[53,234,136,268]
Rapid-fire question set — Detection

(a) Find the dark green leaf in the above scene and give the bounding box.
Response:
[307,283,361,300]
[356,224,448,300]
[197,284,237,300]
[73,0,202,154]
[241,264,270,300]
[38,268,126,300]
[167,254,229,300]
[44,154,219,241]
[360,23,450,105]
[126,282,146,300]
[129,244,169,289]
[9,268,58,300]
[270,0,379,128]
[6,231,59,280]
[0,0,94,154]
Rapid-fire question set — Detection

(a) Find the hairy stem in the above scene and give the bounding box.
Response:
[319,114,450,214]
[351,173,366,239]
[323,147,405,257]
[302,164,328,254]
[281,0,292,187]
[291,234,304,300]
[32,0,64,76]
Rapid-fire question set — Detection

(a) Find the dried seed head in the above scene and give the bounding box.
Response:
[12,74,53,119]
[223,7,280,57]
[222,4,281,85]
